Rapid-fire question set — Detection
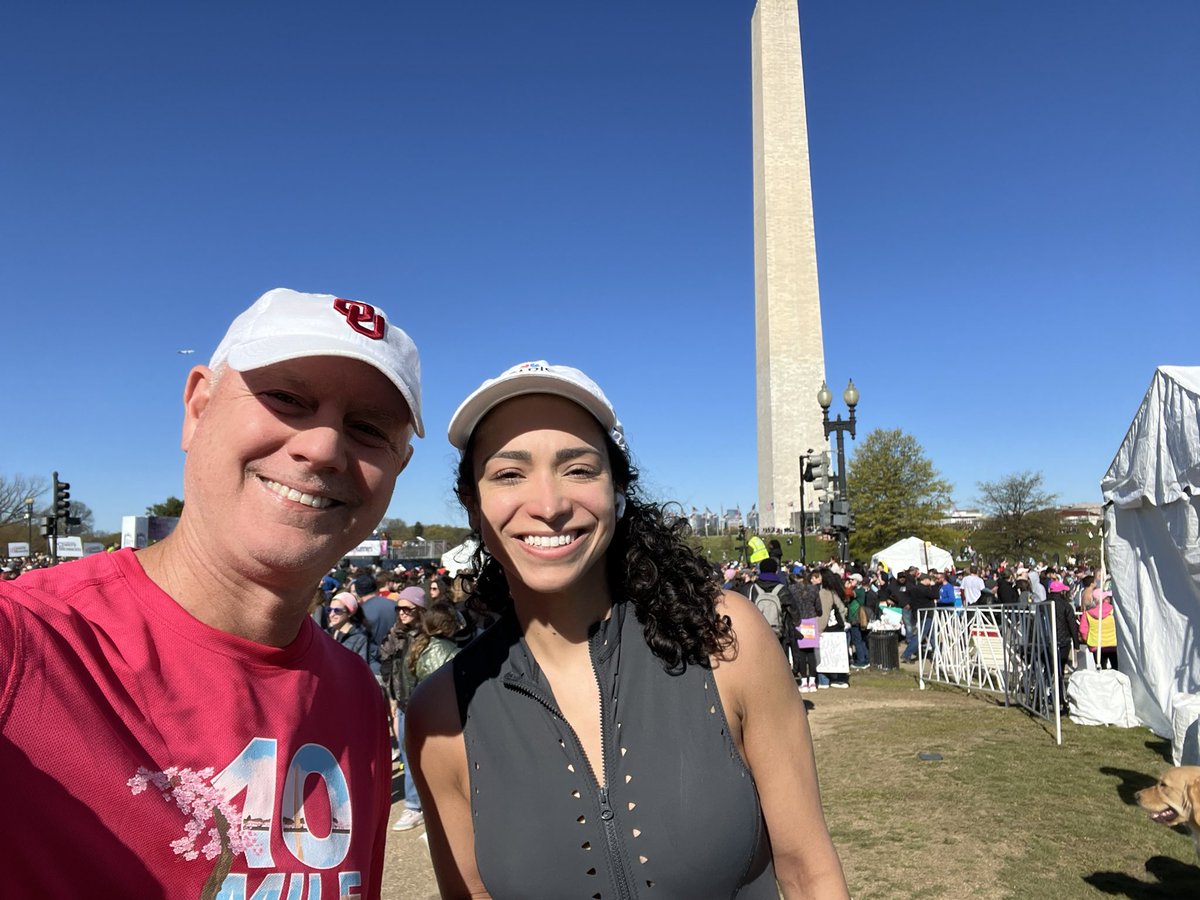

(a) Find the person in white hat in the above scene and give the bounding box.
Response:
[408,361,848,899]
[0,288,422,898]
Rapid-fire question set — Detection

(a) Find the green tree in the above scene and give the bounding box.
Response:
[845,428,953,559]
[379,517,408,538]
[972,471,1061,563]
[146,496,185,517]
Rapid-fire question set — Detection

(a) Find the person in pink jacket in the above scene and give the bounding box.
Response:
[1080,588,1119,671]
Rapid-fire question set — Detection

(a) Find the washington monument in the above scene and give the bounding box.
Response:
[751,0,828,532]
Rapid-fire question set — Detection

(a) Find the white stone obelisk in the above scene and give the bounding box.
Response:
[751,0,827,532]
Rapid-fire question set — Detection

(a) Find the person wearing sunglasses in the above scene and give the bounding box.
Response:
[380,586,429,831]
[327,591,371,664]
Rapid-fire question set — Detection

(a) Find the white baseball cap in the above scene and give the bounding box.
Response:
[448,360,624,452]
[210,288,424,437]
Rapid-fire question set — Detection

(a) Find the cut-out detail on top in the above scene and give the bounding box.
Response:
[639,855,648,864]
[571,790,581,799]
[577,815,586,824]
[628,801,636,811]
[632,827,642,838]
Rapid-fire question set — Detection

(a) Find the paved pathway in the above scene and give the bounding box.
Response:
[382,762,438,899]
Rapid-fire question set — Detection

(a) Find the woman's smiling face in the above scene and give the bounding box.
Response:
[468,394,618,602]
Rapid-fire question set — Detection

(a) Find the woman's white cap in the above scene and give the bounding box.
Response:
[210,288,424,437]
[448,360,624,452]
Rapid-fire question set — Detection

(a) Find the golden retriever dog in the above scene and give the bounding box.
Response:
[1136,766,1200,859]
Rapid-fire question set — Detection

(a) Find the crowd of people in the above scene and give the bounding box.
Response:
[720,553,1117,679]
[308,560,494,833]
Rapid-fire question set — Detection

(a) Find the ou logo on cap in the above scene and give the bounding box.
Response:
[333,298,386,340]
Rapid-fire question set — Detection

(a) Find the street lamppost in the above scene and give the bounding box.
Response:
[24,496,34,557]
[817,379,859,564]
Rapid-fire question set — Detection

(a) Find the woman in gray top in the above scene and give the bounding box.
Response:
[407,361,848,899]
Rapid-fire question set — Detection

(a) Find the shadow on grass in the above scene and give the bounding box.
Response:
[1083,855,1200,898]
[1144,738,1173,764]
[1100,766,1158,806]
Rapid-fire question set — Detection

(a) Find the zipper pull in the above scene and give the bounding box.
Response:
[598,787,614,821]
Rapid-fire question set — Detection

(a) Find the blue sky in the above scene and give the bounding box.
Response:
[3,1,1196,534]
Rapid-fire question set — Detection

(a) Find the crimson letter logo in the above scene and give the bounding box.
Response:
[333,299,386,340]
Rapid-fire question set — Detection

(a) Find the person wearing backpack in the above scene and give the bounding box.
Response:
[749,557,802,678]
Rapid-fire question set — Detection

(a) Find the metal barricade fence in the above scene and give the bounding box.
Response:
[915,603,1063,745]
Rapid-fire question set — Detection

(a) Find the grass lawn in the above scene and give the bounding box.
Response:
[807,669,1200,899]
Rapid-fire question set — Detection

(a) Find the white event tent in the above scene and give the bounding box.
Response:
[1101,366,1200,738]
[441,538,480,577]
[870,536,954,574]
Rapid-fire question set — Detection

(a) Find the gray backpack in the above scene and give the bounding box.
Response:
[751,582,786,638]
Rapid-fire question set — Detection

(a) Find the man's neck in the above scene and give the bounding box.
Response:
[137,529,323,648]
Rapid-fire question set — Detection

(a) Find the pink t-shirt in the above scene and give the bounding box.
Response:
[0,549,390,898]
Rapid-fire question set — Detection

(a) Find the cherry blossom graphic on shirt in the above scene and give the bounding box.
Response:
[128,765,260,900]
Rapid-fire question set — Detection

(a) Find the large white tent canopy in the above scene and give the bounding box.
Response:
[869,536,954,573]
[1102,366,1200,738]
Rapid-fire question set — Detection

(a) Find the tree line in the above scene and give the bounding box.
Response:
[844,428,1088,565]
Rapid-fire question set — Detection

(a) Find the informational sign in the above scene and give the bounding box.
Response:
[7,542,30,558]
[83,542,105,556]
[122,516,149,549]
[122,515,180,549]
[53,536,84,558]
[346,539,383,558]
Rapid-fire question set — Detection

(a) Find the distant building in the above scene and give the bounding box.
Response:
[940,509,984,528]
[1058,505,1103,527]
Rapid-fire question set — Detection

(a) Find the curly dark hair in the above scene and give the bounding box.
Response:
[454,431,734,674]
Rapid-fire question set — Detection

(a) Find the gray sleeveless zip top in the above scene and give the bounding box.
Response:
[452,600,777,899]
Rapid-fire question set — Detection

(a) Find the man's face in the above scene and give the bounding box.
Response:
[180,356,414,579]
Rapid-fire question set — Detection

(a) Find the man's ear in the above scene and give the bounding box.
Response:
[397,439,415,475]
[181,366,215,452]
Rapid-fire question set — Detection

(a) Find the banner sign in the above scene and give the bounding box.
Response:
[122,516,149,549]
[84,542,105,556]
[53,536,84,558]
[7,542,30,558]
[346,539,383,558]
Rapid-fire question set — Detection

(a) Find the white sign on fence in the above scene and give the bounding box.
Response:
[7,542,30,558]
[53,536,84,558]
[346,539,383,558]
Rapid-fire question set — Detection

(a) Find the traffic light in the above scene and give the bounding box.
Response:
[53,472,71,522]
[809,452,832,494]
[819,501,833,530]
[40,515,56,538]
